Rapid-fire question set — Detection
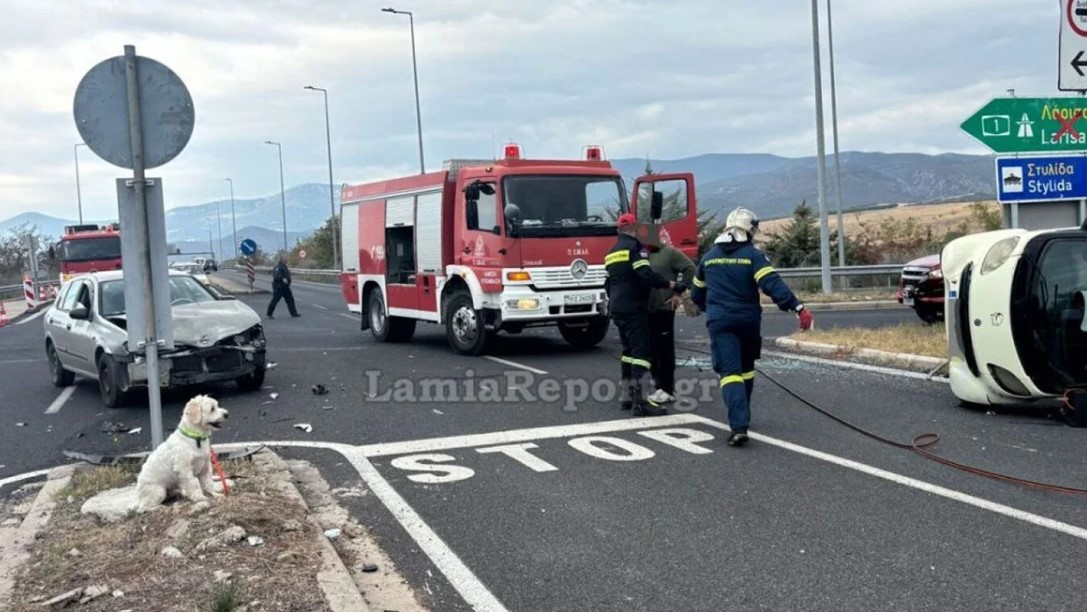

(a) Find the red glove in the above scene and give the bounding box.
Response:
[797,306,814,331]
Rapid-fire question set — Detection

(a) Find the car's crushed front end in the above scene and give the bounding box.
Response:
[116,302,266,390]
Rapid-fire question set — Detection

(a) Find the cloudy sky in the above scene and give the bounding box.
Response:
[0,0,1058,222]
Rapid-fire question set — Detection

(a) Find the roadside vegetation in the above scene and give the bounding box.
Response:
[795,323,947,358]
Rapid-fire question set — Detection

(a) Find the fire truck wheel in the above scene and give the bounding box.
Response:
[445,292,488,356]
[558,317,610,349]
[369,290,416,343]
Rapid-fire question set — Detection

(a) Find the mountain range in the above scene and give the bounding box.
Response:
[1,151,998,253]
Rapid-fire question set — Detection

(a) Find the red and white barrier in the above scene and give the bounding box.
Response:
[23,277,36,310]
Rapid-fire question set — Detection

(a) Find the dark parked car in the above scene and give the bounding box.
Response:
[897,254,944,323]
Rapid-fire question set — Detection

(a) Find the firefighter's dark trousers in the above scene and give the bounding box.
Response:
[267,283,298,317]
[612,312,652,407]
[708,318,760,433]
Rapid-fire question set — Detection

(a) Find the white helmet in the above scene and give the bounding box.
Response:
[716,207,760,243]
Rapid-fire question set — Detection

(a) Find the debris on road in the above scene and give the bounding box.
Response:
[269,392,279,400]
[126,427,142,435]
[99,421,132,434]
[266,361,278,371]
[361,563,379,573]
[324,527,342,540]
[247,536,265,547]
[14,422,25,427]
[433,409,444,415]
[312,384,329,395]
[294,423,313,433]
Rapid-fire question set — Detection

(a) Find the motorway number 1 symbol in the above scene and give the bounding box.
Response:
[981,115,1011,137]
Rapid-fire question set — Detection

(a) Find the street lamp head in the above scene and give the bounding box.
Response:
[265,140,279,146]
[382,7,396,12]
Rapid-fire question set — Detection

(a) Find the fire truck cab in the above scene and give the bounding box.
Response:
[339,145,698,355]
[51,223,123,282]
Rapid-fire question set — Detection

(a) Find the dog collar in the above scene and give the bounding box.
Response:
[178,426,209,448]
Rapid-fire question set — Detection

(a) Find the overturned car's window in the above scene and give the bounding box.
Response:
[99,277,217,317]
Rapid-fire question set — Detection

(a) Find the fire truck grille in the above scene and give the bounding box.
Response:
[531,268,607,290]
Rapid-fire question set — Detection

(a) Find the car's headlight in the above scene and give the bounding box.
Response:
[927,268,943,280]
[980,236,1020,275]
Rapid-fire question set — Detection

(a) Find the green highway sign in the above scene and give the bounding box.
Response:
[960,97,1087,153]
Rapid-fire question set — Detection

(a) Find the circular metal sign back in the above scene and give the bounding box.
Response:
[73,54,195,170]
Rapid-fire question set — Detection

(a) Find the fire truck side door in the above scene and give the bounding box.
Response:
[459,179,506,293]
[631,173,698,259]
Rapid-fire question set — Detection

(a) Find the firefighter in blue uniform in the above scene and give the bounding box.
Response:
[605,213,685,416]
[691,207,814,446]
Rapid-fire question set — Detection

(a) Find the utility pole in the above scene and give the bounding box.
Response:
[810,0,833,294]
[827,0,846,271]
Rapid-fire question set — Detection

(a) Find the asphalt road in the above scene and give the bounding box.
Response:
[0,272,1083,611]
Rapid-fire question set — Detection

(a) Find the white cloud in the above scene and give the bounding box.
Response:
[0,0,1065,221]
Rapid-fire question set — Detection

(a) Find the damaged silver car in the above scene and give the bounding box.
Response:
[43,270,268,407]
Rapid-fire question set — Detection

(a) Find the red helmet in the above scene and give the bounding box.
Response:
[617,213,637,228]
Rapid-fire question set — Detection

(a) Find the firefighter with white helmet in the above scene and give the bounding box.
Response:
[691,206,814,446]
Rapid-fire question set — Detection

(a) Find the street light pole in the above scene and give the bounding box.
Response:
[304,85,340,270]
[225,178,237,261]
[382,7,426,174]
[74,143,87,224]
[827,0,846,271]
[215,198,224,264]
[265,141,288,253]
[810,0,832,294]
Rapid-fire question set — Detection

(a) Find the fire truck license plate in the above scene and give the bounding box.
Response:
[565,293,595,305]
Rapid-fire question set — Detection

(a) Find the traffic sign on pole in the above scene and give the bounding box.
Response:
[995,155,1087,203]
[961,97,1087,153]
[299,249,307,259]
[1060,0,1087,91]
[240,238,257,257]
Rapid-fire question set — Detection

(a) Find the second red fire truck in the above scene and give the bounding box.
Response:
[339,144,699,355]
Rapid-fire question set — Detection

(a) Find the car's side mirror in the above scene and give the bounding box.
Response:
[48,246,56,260]
[651,191,664,222]
[70,304,90,320]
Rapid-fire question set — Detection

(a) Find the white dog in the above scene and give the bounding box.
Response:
[136,394,229,513]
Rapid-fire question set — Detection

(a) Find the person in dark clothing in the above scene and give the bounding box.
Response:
[605,213,685,417]
[266,255,300,319]
[691,207,813,446]
[646,241,696,404]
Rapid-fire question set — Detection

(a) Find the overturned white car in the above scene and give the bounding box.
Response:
[943,224,1087,406]
[44,270,268,407]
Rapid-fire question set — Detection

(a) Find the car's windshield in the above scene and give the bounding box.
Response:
[501,175,626,237]
[57,236,121,262]
[99,276,217,317]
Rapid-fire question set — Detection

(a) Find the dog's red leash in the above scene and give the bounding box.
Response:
[210,448,231,496]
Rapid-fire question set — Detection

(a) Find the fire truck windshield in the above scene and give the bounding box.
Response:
[57,236,121,262]
[502,175,625,237]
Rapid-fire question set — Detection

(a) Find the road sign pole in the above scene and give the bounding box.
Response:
[124,45,164,450]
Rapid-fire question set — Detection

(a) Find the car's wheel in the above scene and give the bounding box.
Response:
[237,352,267,392]
[558,317,611,349]
[97,354,128,408]
[46,341,74,387]
[445,292,488,355]
[369,290,416,343]
[915,304,943,325]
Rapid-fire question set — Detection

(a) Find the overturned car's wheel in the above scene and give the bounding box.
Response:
[97,354,128,408]
[558,317,610,349]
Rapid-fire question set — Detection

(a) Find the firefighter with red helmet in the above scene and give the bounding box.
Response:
[605,213,685,416]
[691,207,814,446]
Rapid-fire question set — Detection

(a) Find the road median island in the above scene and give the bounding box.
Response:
[0,449,420,611]
[770,323,948,374]
[207,272,268,295]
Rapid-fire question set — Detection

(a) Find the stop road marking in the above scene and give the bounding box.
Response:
[388,427,717,484]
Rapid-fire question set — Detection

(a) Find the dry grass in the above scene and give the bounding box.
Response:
[10,459,328,612]
[759,200,994,238]
[796,323,947,358]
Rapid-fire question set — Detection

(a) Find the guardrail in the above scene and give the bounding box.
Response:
[0,279,62,302]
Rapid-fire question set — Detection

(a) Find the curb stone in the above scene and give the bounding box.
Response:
[254,451,371,612]
[0,465,76,608]
[768,336,949,375]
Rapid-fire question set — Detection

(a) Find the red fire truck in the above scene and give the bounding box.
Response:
[51,223,123,282]
[339,144,698,355]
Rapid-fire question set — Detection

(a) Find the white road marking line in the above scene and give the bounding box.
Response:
[312,303,329,310]
[0,359,43,365]
[44,386,77,414]
[273,346,365,353]
[760,350,950,384]
[686,415,1087,542]
[358,414,704,457]
[13,309,46,326]
[483,355,548,375]
[0,469,52,491]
